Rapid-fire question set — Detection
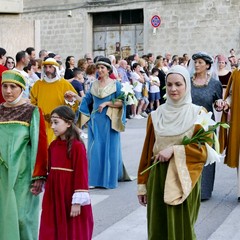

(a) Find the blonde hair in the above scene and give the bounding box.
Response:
[138,58,147,67]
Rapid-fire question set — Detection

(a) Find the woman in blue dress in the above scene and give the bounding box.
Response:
[79,57,126,189]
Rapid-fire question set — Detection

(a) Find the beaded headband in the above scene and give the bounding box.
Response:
[96,61,112,70]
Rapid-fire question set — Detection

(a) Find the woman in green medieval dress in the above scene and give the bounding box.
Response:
[0,70,48,240]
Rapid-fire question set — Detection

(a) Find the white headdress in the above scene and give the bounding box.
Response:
[41,58,61,82]
[151,65,201,136]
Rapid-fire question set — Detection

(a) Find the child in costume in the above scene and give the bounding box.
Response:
[39,105,93,240]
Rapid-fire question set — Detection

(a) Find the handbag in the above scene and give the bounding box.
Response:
[142,84,148,98]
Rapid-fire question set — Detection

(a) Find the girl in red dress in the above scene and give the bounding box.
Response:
[39,105,93,240]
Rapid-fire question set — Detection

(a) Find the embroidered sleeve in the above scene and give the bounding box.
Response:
[32,107,48,179]
[137,116,155,185]
[137,184,147,195]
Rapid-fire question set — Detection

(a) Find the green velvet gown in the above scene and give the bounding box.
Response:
[147,163,201,240]
[0,103,47,240]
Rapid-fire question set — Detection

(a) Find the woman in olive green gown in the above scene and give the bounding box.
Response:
[137,65,209,240]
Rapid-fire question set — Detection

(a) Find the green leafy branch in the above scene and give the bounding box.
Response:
[182,122,229,146]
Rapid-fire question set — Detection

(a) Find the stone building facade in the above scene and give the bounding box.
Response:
[0,0,240,60]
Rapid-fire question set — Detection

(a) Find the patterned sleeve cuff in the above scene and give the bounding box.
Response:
[72,192,91,206]
[32,176,46,181]
[138,184,147,195]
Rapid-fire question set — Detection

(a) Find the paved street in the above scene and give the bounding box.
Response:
[84,117,239,240]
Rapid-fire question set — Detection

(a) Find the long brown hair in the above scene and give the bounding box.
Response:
[51,106,82,158]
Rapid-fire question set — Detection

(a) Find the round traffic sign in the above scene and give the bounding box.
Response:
[151,15,161,28]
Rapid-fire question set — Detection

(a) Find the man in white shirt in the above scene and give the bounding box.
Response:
[13,50,30,100]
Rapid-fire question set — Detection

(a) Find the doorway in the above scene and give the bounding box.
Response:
[92,9,144,59]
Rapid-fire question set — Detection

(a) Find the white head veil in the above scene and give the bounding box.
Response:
[151,65,201,136]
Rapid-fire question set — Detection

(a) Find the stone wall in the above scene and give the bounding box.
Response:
[22,9,89,60]
[0,0,23,13]
[0,14,34,58]
[0,0,239,60]
[144,0,240,56]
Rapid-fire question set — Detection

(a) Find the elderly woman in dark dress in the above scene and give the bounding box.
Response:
[189,52,224,200]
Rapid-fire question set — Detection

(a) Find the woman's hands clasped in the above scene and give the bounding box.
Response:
[215,99,229,112]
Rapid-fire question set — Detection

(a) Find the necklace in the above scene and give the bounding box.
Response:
[192,73,210,88]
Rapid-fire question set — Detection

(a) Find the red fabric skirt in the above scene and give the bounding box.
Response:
[39,171,93,240]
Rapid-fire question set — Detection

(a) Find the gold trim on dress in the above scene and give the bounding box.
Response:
[106,107,125,132]
[0,121,30,127]
[137,184,147,195]
[79,114,90,129]
[51,167,74,172]
[164,145,192,205]
[75,189,89,192]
